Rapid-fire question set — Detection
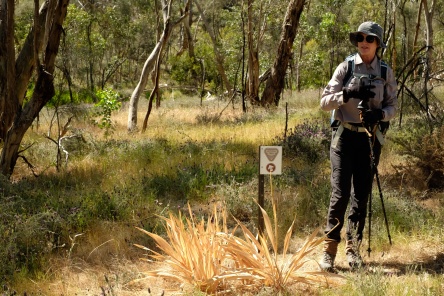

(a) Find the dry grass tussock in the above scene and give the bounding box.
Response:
[134,203,344,295]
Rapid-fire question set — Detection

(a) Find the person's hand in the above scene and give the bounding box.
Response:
[342,84,375,102]
[360,109,383,126]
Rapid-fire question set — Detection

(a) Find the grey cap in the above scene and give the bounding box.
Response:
[349,21,386,48]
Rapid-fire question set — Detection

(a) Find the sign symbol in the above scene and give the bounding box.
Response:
[266,163,276,172]
[260,146,282,175]
[264,148,279,161]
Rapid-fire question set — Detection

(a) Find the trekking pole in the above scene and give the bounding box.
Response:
[365,131,376,257]
[357,85,375,257]
[371,145,392,245]
[363,125,393,257]
[367,163,373,257]
[358,78,393,256]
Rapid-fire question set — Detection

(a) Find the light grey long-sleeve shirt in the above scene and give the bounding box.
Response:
[320,53,397,123]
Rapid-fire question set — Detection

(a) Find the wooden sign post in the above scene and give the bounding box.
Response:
[258,146,282,235]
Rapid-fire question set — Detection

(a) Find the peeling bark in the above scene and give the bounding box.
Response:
[0,0,69,176]
[261,0,305,106]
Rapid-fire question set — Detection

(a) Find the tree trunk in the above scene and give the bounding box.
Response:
[1,0,48,140]
[261,0,305,106]
[177,0,195,58]
[0,0,17,140]
[0,0,69,177]
[127,35,167,132]
[15,3,48,106]
[246,0,260,105]
[412,0,423,54]
[87,21,95,93]
[422,0,434,122]
[296,41,303,92]
[127,0,188,132]
[241,0,247,112]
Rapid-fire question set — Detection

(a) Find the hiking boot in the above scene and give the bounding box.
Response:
[319,251,336,272]
[345,240,363,270]
[319,239,338,272]
[346,250,363,269]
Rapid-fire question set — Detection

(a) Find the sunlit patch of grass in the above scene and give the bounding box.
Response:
[331,269,444,296]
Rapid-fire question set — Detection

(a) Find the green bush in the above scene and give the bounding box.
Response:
[391,119,444,191]
[48,90,80,106]
[169,42,220,93]
[169,54,201,86]
[93,88,122,135]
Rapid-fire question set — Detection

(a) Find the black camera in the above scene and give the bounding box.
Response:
[357,97,370,112]
[355,74,382,112]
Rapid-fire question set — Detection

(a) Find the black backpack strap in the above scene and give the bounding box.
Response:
[342,53,356,87]
[380,60,388,81]
[380,59,388,99]
[332,54,355,127]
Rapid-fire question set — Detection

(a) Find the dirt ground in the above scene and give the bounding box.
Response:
[9,234,444,296]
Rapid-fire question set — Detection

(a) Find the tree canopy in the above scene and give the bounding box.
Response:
[9,0,444,98]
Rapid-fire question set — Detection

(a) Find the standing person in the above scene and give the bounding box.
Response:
[319,21,397,271]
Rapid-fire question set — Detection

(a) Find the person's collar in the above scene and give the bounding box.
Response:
[355,53,378,68]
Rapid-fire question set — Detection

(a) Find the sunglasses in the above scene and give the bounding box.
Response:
[356,34,376,43]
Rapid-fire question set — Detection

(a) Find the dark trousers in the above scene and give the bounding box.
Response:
[325,127,381,243]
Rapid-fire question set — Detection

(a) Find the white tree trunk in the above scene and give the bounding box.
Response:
[421,0,434,119]
[127,40,164,132]
[127,0,188,132]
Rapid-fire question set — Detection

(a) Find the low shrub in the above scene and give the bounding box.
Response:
[0,190,66,280]
[276,120,331,164]
[391,119,444,191]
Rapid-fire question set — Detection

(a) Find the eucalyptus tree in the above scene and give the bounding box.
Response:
[245,0,266,104]
[0,0,70,176]
[260,0,306,106]
[188,0,305,106]
[177,0,195,58]
[127,0,190,132]
[167,0,246,101]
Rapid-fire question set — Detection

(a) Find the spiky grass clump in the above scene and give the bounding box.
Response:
[136,203,344,294]
[218,204,344,292]
[134,204,251,294]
